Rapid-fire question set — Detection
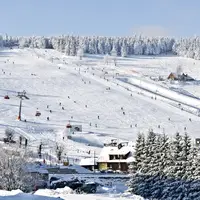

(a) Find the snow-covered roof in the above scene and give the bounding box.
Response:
[79,158,97,166]
[108,147,131,155]
[98,141,134,163]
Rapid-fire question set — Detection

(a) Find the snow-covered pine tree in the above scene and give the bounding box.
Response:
[159,133,171,173]
[134,38,144,55]
[186,144,200,199]
[136,130,157,198]
[121,40,128,57]
[166,132,184,179]
[19,37,30,48]
[104,37,112,54]
[134,133,145,171]
[113,37,121,56]
[192,146,200,180]
[77,48,84,60]
[65,36,71,56]
[140,129,157,174]
[182,132,192,180]
[0,35,3,48]
[69,36,77,56]
[127,132,146,196]
[97,37,105,55]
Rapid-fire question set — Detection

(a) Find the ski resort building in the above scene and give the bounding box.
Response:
[97,140,135,172]
[167,72,194,81]
[167,73,178,80]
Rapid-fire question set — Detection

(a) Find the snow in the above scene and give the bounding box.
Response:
[1,47,200,164]
[0,188,144,200]
[0,190,61,200]
[35,187,144,200]
[0,190,22,196]
[79,158,97,166]
[0,193,61,200]
[35,187,73,197]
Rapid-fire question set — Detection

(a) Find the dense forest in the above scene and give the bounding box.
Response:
[1,34,200,60]
[128,131,200,199]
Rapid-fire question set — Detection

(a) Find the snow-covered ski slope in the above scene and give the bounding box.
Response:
[0,48,200,153]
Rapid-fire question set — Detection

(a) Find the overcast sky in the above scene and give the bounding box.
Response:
[1,0,200,37]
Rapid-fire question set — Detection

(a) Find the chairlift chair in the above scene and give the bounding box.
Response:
[4,95,10,99]
[35,111,41,117]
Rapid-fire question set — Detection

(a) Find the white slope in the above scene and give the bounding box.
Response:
[0,48,200,160]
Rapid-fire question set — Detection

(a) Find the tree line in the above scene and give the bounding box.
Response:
[1,34,200,60]
[128,130,200,199]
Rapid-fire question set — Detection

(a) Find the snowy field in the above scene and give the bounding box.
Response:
[1,48,200,161]
[0,188,144,200]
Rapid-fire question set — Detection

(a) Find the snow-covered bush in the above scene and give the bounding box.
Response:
[0,148,35,192]
[4,128,15,142]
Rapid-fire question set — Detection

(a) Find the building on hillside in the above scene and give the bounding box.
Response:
[167,73,178,80]
[79,158,98,171]
[97,139,135,172]
[167,72,194,81]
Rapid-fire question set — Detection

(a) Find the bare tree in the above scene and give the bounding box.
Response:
[38,143,42,159]
[55,143,64,162]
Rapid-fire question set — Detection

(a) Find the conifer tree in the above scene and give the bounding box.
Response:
[140,129,156,174]
[182,132,192,179]
[134,133,145,171]
[166,132,184,179]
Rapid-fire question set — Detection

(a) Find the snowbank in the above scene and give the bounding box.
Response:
[0,190,22,196]
[35,186,73,198]
[0,192,61,200]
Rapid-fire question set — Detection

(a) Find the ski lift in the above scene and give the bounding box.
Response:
[4,95,10,99]
[35,111,41,117]
[66,123,72,128]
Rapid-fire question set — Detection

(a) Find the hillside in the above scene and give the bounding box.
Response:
[0,48,200,160]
